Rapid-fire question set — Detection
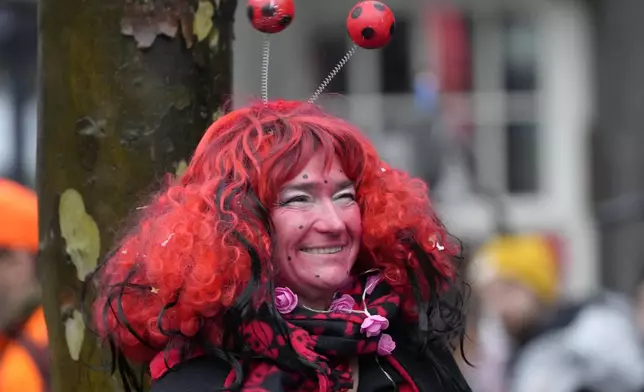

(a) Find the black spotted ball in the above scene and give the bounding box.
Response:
[347,1,395,49]
[247,0,294,34]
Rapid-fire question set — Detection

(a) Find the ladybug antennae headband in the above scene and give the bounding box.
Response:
[309,44,358,104]
[246,0,396,104]
[261,34,271,105]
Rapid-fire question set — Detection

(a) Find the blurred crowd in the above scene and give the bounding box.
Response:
[0,179,48,391]
[458,234,644,392]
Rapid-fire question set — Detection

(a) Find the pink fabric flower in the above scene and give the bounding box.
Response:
[377,333,396,356]
[365,274,382,295]
[360,315,389,337]
[275,287,298,314]
[329,294,355,313]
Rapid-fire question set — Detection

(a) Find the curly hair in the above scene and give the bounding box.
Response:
[92,100,465,382]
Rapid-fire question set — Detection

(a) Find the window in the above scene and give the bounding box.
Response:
[0,2,37,186]
[460,14,475,93]
[503,14,539,193]
[0,86,16,178]
[503,14,537,92]
[312,29,348,94]
[506,122,538,193]
[380,18,411,94]
[449,10,541,196]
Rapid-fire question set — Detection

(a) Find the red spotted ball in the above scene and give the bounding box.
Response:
[247,0,295,34]
[347,1,396,49]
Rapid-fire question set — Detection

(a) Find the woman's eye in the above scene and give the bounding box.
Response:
[336,193,356,201]
[283,195,310,204]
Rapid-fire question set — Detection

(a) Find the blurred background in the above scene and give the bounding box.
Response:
[1,0,644,390]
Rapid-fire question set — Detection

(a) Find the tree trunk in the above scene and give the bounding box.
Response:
[37,0,236,390]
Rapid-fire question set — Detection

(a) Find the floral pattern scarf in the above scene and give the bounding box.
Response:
[151,272,413,392]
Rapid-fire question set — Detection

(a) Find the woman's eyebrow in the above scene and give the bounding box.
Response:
[281,179,354,193]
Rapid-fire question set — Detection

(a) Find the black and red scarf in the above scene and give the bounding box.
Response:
[151,272,421,391]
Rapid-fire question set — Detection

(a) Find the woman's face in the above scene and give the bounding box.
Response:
[270,153,362,307]
[481,278,542,337]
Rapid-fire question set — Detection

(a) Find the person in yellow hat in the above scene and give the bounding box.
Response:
[466,235,644,392]
[473,234,560,339]
[0,179,49,392]
[457,234,561,392]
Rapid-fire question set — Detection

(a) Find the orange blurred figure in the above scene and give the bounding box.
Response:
[0,179,49,392]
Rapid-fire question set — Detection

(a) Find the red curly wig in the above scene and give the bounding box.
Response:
[93,100,460,363]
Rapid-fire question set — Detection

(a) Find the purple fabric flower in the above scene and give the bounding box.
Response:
[329,294,355,313]
[360,315,389,337]
[365,274,382,295]
[377,333,396,356]
[275,287,298,314]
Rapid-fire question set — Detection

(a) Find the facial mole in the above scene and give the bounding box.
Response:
[324,180,328,184]
[299,225,303,229]
[302,174,308,179]
[315,274,321,278]
[287,256,292,261]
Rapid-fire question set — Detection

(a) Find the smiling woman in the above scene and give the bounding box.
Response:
[91,100,471,392]
[272,154,362,310]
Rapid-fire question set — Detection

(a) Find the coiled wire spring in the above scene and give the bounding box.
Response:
[261,34,271,105]
[309,44,358,103]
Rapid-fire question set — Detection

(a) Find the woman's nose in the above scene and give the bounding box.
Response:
[312,203,345,234]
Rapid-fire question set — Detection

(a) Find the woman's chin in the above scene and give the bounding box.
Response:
[295,271,351,294]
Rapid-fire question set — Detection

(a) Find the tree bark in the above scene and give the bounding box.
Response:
[37,0,236,390]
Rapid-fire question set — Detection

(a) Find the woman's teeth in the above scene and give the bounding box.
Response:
[300,247,344,255]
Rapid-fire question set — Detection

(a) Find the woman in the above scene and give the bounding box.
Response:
[93,100,471,391]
